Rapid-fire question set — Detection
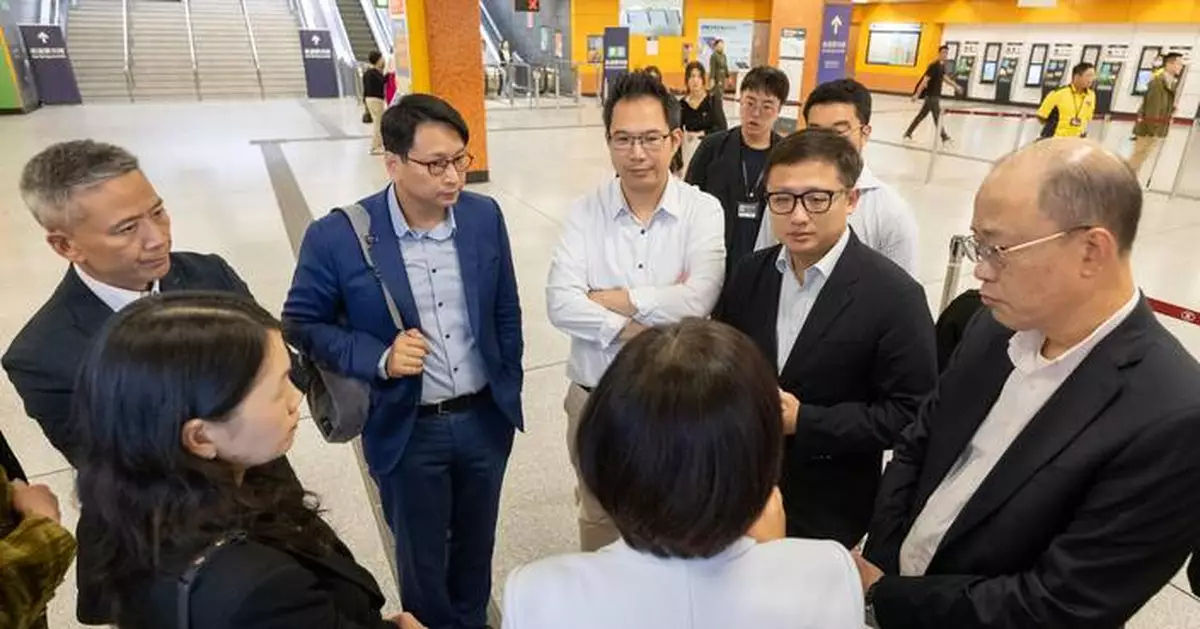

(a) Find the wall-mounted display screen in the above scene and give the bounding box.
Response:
[1132,45,1162,96]
[619,0,683,37]
[1025,43,1049,87]
[866,23,922,67]
[1081,44,1102,67]
[945,41,959,61]
[981,42,1002,83]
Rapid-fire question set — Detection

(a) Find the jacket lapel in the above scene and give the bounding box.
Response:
[158,254,186,292]
[363,192,422,331]
[780,233,861,374]
[932,301,1152,556]
[451,207,482,337]
[747,248,785,368]
[61,267,117,338]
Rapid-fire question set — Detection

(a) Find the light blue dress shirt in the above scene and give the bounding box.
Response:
[380,186,488,404]
[774,228,851,372]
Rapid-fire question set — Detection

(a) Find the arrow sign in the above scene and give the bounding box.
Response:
[830,14,843,36]
[311,34,321,45]
[37,31,49,43]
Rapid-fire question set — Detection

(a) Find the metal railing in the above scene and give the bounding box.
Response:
[487,61,584,109]
[181,0,201,99]
[120,0,133,101]
[237,0,266,99]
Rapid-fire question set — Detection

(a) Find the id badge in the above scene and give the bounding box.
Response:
[1069,117,1082,127]
[737,201,759,220]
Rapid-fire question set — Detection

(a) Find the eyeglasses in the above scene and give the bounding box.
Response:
[766,189,849,215]
[819,124,864,138]
[963,225,1093,268]
[608,132,671,153]
[407,152,474,176]
[740,99,780,115]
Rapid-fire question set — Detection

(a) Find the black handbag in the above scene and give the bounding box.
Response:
[296,204,406,443]
[177,531,247,629]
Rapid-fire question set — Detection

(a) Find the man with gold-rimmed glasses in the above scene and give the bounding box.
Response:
[285,93,524,629]
[714,128,936,550]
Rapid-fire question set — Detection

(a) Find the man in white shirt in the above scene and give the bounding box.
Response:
[859,138,1200,628]
[546,70,726,552]
[755,78,920,277]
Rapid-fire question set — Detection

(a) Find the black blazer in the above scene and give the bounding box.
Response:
[0,252,258,624]
[684,126,783,277]
[713,234,937,547]
[864,299,1200,629]
[0,429,24,482]
[128,536,392,629]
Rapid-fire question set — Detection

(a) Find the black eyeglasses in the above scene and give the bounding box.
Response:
[766,189,849,215]
[407,152,474,176]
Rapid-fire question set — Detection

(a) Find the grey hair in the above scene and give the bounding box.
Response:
[19,140,141,229]
[1036,143,1142,254]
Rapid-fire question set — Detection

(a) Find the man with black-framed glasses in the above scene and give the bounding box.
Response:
[285,93,524,629]
[713,128,936,549]
[546,70,725,552]
[859,137,1200,629]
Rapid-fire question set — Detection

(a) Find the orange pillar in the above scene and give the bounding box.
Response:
[401,0,491,182]
[768,0,832,102]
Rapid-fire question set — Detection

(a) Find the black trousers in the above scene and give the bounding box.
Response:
[905,96,951,140]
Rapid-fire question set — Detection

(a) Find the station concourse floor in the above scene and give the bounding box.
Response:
[2,93,1199,628]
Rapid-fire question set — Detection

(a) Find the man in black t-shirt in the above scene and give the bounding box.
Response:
[362,50,388,155]
[903,45,962,143]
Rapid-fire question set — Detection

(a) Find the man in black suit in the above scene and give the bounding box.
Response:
[0,140,266,624]
[713,129,937,549]
[858,138,1200,628]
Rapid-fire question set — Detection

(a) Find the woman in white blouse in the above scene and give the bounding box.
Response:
[503,319,864,629]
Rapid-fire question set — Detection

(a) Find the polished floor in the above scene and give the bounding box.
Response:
[1,93,1199,627]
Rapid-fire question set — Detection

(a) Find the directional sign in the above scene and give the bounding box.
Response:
[298,29,338,98]
[817,4,852,85]
[18,24,80,104]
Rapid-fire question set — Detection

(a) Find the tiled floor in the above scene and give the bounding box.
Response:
[1,92,1198,628]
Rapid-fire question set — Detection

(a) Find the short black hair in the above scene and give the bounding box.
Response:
[804,78,873,125]
[381,93,470,156]
[739,66,789,104]
[603,70,682,133]
[577,319,783,559]
[939,45,950,53]
[765,128,863,188]
[367,50,382,65]
[1163,52,1184,64]
[644,65,662,81]
[1072,62,1095,77]
[684,61,706,83]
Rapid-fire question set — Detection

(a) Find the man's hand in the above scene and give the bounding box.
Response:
[619,320,648,343]
[387,328,428,378]
[747,486,785,543]
[779,389,799,435]
[588,288,636,317]
[11,480,62,523]
[852,551,885,595]
[389,612,427,629]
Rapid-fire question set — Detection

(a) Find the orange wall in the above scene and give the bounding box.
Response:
[852,0,1200,93]
[572,0,773,92]
[766,0,826,100]
[424,0,490,175]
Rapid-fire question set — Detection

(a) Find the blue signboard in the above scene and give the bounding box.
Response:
[817,4,851,85]
[19,24,78,105]
[602,26,629,102]
[299,29,338,98]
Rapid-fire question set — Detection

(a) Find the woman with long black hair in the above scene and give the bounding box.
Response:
[75,292,423,629]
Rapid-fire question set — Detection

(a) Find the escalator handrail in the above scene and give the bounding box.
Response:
[121,0,133,101]
[238,0,265,98]
[181,0,201,98]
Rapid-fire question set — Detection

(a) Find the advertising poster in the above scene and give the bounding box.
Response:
[698,19,754,71]
[587,35,603,63]
[554,30,563,59]
[779,27,805,105]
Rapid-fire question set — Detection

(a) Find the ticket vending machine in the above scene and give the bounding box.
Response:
[1041,59,1069,99]
[954,56,976,98]
[1094,60,1123,115]
[995,57,1020,104]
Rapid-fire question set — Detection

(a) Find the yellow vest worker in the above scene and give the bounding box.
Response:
[1038,62,1097,139]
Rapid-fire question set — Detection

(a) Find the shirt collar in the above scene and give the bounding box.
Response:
[856,163,882,191]
[74,264,160,312]
[606,176,680,221]
[1007,289,1141,375]
[387,184,456,240]
[774,227,851,284]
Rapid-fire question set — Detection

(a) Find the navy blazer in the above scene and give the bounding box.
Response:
[282,187,524,475]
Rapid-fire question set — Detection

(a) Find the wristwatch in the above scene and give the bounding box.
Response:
[864,579,882,628]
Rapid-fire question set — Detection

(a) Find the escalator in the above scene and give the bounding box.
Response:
[336,0,376,62]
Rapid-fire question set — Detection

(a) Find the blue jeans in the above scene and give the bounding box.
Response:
[373,399,514,629]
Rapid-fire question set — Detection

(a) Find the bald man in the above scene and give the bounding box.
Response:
[857,138,1200,629]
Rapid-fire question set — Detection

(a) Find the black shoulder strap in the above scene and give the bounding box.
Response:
[177,531,247,629]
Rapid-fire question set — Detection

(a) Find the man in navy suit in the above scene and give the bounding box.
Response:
[284,94,523,629]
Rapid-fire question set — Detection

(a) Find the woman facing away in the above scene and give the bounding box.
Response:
[74,292,424,629]
[502,319,865,629]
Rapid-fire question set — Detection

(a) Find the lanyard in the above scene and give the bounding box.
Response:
[1068,88,1087,120]
[741,155,765,200]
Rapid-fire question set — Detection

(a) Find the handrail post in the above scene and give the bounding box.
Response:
[1012,112,1026,154]
[925,108,945,184]
[1169,119,1198,200]
[182,0,200,99]
[1146,118,1171,190]
[238,0,265,99]
[939,235,968,313]
[554,62,561,109]
[531,65,539,109]
[1098,113,1112,146]
[121,0,133,101]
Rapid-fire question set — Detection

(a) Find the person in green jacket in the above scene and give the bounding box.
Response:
[1130,52,1184,177]
[0,458,77,629]
[709,38,729,96]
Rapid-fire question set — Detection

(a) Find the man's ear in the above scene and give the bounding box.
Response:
[46,231,85,265]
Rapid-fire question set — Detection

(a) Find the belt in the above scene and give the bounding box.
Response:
[417,387,491,418]
[574,383,593,393]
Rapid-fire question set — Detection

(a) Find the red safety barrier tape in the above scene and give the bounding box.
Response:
[943,108,1030,119]
[1148,297,1200,326]
[941,109,1194,126]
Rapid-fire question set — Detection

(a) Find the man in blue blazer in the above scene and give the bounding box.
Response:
[284,94,523,629]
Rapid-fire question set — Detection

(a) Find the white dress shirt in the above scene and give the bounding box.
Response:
[503,537,864,629]
[546,177,726,387]
[899,290,1141,576]
[774,227,850,372]
[755,164,920,277]
[74,264,160,312]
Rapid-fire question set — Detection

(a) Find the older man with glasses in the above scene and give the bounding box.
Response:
[859,138,1200,629]
[546,70,725,552]
[713,128,936,550]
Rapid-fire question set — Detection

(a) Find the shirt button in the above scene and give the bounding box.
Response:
[444,334,451,339]
[453,367,459,373]
[637,263,644,269]
[432,268,437,274]
[640,229,646,235]
[438,302,444,308]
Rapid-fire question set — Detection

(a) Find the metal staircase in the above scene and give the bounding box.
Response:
[129,0,198,100]
[190,0,261,99]
[67,0,130,101]
[335,0,375,62]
